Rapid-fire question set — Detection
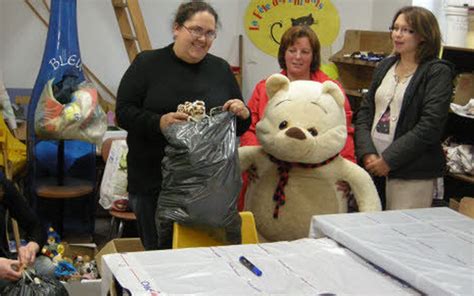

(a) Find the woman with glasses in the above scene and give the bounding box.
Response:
[355,6,453,210]
[116,1,250,250]
[238,25,355,211]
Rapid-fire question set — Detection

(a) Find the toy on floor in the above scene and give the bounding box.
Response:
[41,227,64,259]
[41,227,99,280]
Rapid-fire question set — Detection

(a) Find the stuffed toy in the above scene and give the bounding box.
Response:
[177,100,207,121]
[239,74,381,241]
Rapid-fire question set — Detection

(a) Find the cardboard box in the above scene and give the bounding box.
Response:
[62,242,97,259]
[61,243,100,296]
[450,197,474,218]
[96,238,144,276]
[63,279,101,296]
[61,240,143,295]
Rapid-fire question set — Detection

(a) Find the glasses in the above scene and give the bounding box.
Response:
[389,26,415,35]
[182,25,217,40]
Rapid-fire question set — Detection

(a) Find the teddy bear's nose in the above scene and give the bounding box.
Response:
[285,127,306,140]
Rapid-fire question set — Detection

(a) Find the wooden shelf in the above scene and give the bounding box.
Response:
[330,30,392,108]
[442,45,474,54]
[330,56,380,67]
[441,46,474,75]
[345,89,364,97]
[447,173,474,184]
[442,46,474,201]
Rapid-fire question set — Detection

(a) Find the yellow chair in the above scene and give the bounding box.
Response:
[172,211,259,249]
[0,114,26,178]
[0,114,26,252]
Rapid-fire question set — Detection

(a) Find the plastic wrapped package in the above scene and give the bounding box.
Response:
[34,79,107,145]
[157,111,241,229]
[99,139,129,210]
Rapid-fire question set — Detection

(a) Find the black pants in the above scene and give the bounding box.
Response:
[128,193,159,250]
[372,176,387,210]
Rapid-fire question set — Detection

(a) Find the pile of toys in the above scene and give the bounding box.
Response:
[41,227,99,281]
[343,51,386,62]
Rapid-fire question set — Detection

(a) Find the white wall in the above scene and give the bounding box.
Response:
[372,0,412,30]
[1,0,47,89]
[1,0,439,101]
[0,1,3,80]
[413,0,446,42]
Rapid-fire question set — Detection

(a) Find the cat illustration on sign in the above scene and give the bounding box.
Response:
[270,14,316,44]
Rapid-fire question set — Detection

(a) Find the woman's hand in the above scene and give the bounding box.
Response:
[18,242,40,267]
[159,112,189,132]
[247,164,259,182]
[0,258,22,281]
[366,157,391,177]
[336,181,351,198]
[223,99,250,120]
[363,154,379,168]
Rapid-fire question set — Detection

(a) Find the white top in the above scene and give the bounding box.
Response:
[371,64,413,155]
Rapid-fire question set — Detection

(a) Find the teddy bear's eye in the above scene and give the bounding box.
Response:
[279,121,288,130]
[308,127,318,136]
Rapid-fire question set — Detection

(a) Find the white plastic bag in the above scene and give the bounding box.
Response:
[99,139,129,210]
[34,79,107,144]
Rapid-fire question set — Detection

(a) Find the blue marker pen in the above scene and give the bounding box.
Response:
[239,256,262,276]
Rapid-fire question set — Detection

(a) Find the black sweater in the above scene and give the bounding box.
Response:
[116,43,251,195]
[0,174,46,258]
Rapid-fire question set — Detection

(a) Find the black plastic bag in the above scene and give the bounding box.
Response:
[0,271,69,296]
[157,111,241,228]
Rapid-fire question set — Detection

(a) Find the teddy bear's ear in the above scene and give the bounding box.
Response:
[321,81,345,107]
[266,74,290,100]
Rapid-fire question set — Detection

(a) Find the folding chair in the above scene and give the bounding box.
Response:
[100,137,136,240]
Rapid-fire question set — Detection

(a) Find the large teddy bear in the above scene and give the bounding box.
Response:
[239,74,381,241]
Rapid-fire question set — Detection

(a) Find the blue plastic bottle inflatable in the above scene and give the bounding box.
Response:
[27,0,96,236]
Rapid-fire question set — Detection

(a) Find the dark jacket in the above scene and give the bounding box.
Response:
[355,56,454,179]
[0,172,46,258]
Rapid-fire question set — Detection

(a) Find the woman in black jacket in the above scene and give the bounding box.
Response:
[116,1,250,250]
[355,6,453,210]
[0,172,47,284]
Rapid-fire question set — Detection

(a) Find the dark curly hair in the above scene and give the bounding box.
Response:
[173,1,219,28]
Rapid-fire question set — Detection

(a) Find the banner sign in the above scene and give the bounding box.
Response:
[244,0,340,57]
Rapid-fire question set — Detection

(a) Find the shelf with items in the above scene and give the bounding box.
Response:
[441,46,474,75]
[441,45,474,199]
[330,30,392,104]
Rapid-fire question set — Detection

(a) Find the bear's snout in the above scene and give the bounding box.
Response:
[285,127,306,140]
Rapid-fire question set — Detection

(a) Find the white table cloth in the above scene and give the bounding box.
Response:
[101,238,416,295]
[310,207,474,296]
